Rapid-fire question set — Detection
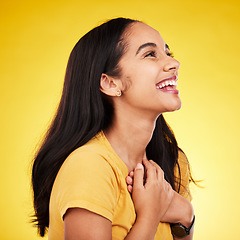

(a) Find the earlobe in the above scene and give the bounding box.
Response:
[100,73,121,97]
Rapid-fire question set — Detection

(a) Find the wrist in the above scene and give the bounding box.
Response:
[178,201,194,228]
[137,215,159,230]
[170,215,195,238]
[125,217,158,240]
[170,192,194,227]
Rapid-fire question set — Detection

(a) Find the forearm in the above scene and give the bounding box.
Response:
[161,191,194,226]
[124,218,158,240]
[163,192,194,240]
[125,216,194,240]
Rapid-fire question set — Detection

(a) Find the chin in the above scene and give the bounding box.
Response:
[166,100,182,112]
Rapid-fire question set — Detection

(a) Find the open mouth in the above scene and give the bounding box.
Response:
[156,76,179,94]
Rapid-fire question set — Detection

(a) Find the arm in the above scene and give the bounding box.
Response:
[150,160,194,240]
[168,193,194,240]
[150,160,194,225]
[64,207,159,240]
[126,160,194,240]
[64,208,112,240]
[64,208,160,240]
[64,159,174,240]
[125,160,174,239]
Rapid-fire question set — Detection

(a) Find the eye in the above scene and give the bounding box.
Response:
[167,51,174,57]
[145,51,156,58]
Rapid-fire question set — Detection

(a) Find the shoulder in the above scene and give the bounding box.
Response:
[178,149,189,166]
[51,140,120,221]
[59,131,127,180]
[61,132,115,176]
[58,146,116,186]
[177,149,191,177]
[175,149,190,178]
[175,149,192,201]
[65,148,110,168]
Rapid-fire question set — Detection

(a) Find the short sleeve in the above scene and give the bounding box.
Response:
[175,150,192,201]
[54,149,119,222]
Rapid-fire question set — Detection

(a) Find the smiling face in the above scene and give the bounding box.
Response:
[115,22,181,118]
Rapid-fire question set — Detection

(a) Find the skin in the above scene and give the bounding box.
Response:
[64,22,194,240]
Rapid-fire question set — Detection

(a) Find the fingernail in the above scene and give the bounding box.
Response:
[126,176,132,183]
[135,163,143,170]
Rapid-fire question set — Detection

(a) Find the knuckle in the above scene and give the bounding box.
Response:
[159,167,164,174]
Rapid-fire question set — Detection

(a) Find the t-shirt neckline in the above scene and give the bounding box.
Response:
[98,130,129,177]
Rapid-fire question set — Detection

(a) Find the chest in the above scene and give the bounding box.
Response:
[111,185,173,240]
[112,186,136,240]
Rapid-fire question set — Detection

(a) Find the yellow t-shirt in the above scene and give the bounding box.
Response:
[48,131,192,240]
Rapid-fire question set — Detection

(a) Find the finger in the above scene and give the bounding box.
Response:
[127,184,133,193]
[149,160,164,182]
[132,163,144,189]
[129,171,134,178]
[143,152,147,160]
[126,175,133,185]
[142,158,157,182]
[149,160,161,170]
[150,166,173,203]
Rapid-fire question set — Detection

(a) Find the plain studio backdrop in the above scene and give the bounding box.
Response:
[0,0,239,239]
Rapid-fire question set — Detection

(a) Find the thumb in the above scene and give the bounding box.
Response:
[133,163,144,189]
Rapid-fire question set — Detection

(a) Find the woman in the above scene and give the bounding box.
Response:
[32,17,195,240]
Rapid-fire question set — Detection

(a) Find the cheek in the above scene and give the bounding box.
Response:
[120,60,161,97]
[121,75,132,92]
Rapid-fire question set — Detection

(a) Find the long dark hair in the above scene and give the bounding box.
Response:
[32,17,183,237]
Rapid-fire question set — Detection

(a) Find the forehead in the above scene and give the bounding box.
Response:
[124,22,166,51]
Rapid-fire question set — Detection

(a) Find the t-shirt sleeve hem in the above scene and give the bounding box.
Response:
[60,200,114,222]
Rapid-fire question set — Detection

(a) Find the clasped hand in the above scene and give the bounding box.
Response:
[126,158,194,228]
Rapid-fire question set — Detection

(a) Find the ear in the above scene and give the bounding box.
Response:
[100,73,122,97]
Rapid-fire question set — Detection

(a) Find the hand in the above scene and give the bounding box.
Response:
[149,160,194,227]
[130,159,174,226]
[127,160,194,227]
[126,170,134,193]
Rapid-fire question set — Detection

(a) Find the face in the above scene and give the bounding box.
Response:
[116,22,181,118]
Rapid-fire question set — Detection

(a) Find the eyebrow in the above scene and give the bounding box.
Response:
[136,42,157,55]
[136,42,170,55]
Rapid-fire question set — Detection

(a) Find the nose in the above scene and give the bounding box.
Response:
[163,57,180,72]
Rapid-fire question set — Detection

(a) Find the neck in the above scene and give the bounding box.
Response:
[104,108,159,173]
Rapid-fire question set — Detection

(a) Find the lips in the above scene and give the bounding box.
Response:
[156,76,179,94]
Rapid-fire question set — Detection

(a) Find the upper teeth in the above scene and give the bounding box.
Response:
[156,80,177,89]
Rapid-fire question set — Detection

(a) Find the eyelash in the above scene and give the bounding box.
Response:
[144,50,174,58]
[145,51,156,58]
[167,51,174,57]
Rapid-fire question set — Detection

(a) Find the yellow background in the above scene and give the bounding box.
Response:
[1,0,239,239]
